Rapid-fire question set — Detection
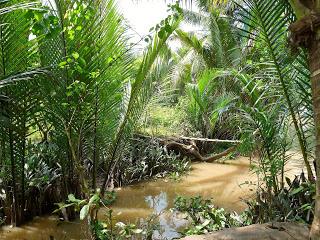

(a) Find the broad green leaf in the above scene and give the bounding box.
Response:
[289,186,304,196]
[72,52,79,59]
[80,204,89,220]
[89,194,100,204]
[68,194,77,202]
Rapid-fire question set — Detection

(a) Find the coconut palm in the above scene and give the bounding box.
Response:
[0,0,182,226]
[170,3,243,138]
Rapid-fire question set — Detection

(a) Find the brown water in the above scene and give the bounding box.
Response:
[0,155,304,240]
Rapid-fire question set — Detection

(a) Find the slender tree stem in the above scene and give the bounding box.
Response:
[309,37,320,240]
[9,126,18,226]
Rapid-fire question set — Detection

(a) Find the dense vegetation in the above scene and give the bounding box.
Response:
[1,0,320,239]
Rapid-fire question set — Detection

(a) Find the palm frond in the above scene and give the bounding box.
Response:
[175,28,214,67]
[235,0,314,180]
[101,15,182,192]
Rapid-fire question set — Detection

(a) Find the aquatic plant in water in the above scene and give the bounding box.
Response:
[173,196,252,236]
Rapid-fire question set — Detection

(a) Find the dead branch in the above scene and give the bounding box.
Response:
[133,134,238,162]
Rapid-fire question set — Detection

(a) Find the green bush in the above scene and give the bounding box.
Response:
[55,190,159,240]
[139,104,194,136]
[173,196,252,236]
[245,173,315,224]
[119,137,191,184]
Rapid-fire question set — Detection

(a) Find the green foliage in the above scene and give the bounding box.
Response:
[185,69,236,138]
[174,196,251,235]
[119,137,191,184]
[0,0,318,234]
[56,191,159,240]
[175,7,240,69]
[245,174,316,224]
[0,0,182,225]
[139,105,192,136]
[170,5,242,139]
[91,213,159,240]
[54,189,116,220]
[91,212,159,240]
[237,102,290,194]
[24,142,61,190]
[236,0,314,181]
[100,3,183,193]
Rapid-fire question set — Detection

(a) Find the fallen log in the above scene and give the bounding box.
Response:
[180,136,241,144]
[135,134,241,144]
[165,141,237,162]
[134,134,238,162]
[165,141,203,160]
[202,146,237,162]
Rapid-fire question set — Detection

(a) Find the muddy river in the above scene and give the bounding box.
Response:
[0,155,303,240]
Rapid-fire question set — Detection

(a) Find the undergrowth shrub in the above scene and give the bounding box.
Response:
[93,212,159,240]
[138,104,194,137]
[117,137,191,185]
[0,141,62,224]
[173,175,315,237]
[246,173,315,224]
[173,196,252,236]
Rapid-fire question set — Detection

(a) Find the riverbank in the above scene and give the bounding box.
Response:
[181,222,309,240]
[0,157,254,239]
[0,154,306,240]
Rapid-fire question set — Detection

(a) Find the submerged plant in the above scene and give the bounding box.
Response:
[173,196,251,236]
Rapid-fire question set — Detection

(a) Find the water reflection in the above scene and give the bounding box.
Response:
[144,191,187,239]
[1,158,255,240]
[145,191,168,213]
[0,155,306,240]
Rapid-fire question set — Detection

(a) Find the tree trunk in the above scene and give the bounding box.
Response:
[309,37,320,240]
[9,127,18,226]
[92,85,98,190]
[165,140,236,162]
[288,7,320,237]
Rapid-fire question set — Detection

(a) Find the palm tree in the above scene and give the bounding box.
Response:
[206,0,320,237]
[175,5,241,69]
[100,13,182,194]
[0,0,183,225]
[181,0,320,237]
[171,4,242,138]
[40,0,135,199]
[287,1,320,238]
[235,0,320,237]
[235,0,315,179]
[0,0,48,225]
